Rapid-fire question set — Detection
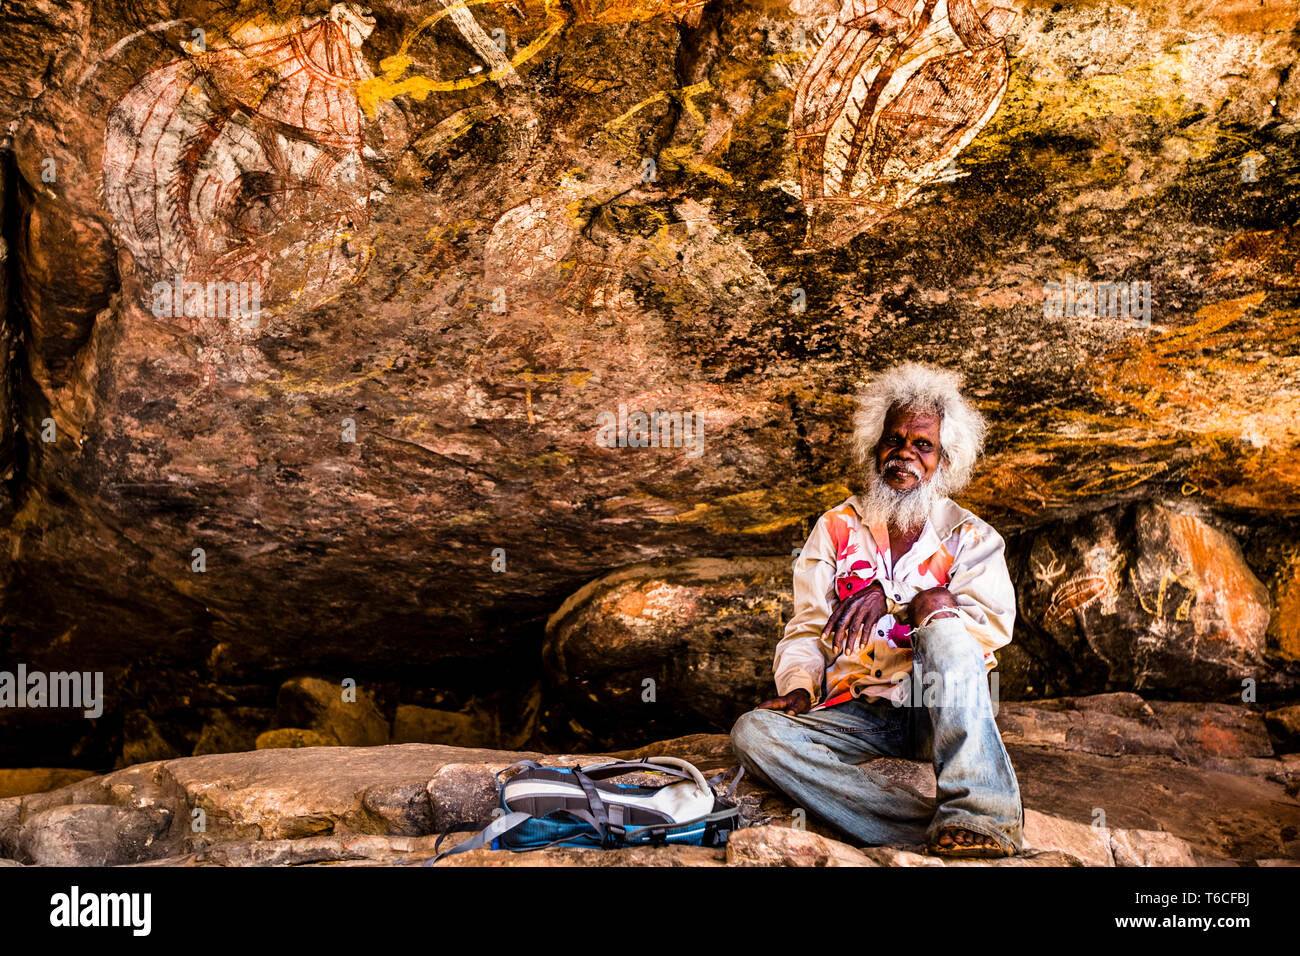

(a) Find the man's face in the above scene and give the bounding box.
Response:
[874,404,942,493]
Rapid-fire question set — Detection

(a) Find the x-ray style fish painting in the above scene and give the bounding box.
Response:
[791,0,1016,245]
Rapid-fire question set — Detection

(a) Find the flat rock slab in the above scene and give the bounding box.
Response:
[1,698,1295,866]
[1009,745,1300,862]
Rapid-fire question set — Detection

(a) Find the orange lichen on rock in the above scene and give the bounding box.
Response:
[1082,292,1300,510]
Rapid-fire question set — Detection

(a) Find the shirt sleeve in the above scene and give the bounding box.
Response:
[773,515,837,706]
[945,520,1017,662]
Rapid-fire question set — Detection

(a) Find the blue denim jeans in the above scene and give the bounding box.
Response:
[730,616,1024,853]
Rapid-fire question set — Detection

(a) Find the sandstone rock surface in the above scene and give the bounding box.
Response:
[0,693,1293,867]
[0,0,1295,761]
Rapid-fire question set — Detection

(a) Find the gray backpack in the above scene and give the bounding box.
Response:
[425,756,744,864]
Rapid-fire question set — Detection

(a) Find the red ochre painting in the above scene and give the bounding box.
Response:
[101,4,381,383]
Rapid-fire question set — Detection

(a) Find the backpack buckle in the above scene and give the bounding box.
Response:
[602,824,624,849]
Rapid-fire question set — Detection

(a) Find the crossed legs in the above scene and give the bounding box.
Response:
[731,616,1023,855]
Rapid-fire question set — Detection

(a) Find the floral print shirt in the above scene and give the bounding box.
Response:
[774,494,1017,708]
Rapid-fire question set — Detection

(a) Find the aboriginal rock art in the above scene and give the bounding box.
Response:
[102,4,381,384]
[792,0,1016,245]
[1043,545,1126,629]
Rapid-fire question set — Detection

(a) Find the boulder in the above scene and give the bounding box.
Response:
[169,743,544,842]
[725,825,877,867]
[428,763,500,832]
[116,711,183,769]
[192,707,272,756]
[273,677,389,747]
[996,692,1182,758]
[543,557,793,748]
[255,729,334,750]
[0,768,96,799]
[1023,808,1114,867]
[996,692,1275,766]
[1017,502,1271,696]
[15,803,172,866]
[392,704,492,748]
[342,782,434,837]
[1266,704,1300,752]
[1144,701,1274,761]
[1109,828,1199,867]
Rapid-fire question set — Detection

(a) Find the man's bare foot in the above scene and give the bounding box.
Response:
[927,825,1014,858]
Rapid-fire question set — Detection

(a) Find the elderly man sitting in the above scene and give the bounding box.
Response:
[731,362,1023,858]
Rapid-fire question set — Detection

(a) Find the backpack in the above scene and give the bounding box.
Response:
[424,755,745,864]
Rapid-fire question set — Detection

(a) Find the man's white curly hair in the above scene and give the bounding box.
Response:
[850,362,989,497]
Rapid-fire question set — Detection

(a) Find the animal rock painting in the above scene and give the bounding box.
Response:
[792,0,1016,246]
[101,4,382,384]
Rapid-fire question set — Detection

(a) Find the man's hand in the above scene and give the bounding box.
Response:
[822,580,888,656]
[756,688,812,716]
[910,586,960,627]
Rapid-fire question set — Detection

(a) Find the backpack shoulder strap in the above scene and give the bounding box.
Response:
[707,764,745,801]
[423,811,533,865]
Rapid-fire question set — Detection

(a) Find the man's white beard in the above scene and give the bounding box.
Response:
[862,461,945,532]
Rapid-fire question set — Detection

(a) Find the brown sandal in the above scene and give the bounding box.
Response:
[927,825,1016,859]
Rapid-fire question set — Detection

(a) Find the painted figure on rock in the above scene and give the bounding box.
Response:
[102,3,381,383]
[792,0,1016,246]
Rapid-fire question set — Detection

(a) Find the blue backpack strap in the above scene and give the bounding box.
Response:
[423,811,534,865]
[502,808,608,853]
[620,806,741,844]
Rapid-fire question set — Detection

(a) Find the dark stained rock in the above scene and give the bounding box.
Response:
[191,706,271,756]
[16,803,172,866]
[1267,705,1300,752]
[344,781,434,837]
[427,763,500,832]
